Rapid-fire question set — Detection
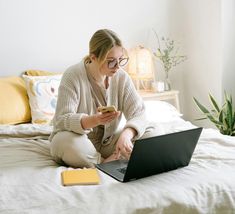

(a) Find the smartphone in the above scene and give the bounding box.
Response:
[98,105,117,113]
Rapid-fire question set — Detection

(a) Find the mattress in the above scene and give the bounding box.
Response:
[0,117,235,214]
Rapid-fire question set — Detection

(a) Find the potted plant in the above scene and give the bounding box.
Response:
[193,92,235,136]
[153,30,187,91]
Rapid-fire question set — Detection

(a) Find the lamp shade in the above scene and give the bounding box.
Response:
[128,45,154,81]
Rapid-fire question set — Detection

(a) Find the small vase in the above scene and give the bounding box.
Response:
[164,72,171,91]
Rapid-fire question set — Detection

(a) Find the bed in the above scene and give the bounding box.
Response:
[0,75,235,214]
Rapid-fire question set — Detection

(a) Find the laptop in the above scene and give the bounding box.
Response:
[96,127,202,182]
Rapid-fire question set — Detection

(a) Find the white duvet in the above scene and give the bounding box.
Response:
[0,115,235,213]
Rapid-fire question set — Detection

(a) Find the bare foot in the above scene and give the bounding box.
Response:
[102,153,119,163]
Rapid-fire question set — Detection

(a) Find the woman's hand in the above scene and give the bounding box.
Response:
[114,128,137,160]
[81,110,120,130]
[95,111,120,126]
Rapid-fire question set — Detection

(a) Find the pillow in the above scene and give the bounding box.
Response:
[23,74,62,124]
[24,70,62,76]
[144,100,183,122]
[118,100,183,130]
[0,77,31,124]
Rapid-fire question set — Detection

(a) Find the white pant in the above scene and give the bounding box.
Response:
[50,124,161,168]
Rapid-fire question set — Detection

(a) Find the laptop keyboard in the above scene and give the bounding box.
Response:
[117,167,127,174]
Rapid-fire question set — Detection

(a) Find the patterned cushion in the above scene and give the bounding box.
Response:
[23,75,62,124]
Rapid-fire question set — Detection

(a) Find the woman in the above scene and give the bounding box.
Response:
[50,29,155,168]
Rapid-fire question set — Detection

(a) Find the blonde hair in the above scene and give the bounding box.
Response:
[84,29,123,65]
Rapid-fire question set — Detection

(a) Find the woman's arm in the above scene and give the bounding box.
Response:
[52,70,91,135]
[120,73,148,140]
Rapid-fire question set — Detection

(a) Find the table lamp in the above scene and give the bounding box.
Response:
[127,45,155,91]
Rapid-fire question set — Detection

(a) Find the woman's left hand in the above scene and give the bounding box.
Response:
[114,128,137,160]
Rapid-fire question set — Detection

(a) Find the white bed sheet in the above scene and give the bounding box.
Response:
[0,118,235,214]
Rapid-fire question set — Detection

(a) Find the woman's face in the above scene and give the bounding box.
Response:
[99,46,127,77]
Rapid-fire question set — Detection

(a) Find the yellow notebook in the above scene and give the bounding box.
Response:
[61,168,100,186]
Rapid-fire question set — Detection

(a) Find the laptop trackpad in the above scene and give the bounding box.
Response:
[97,159,129,181]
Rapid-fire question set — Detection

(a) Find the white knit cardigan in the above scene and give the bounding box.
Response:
[49,60,149,143]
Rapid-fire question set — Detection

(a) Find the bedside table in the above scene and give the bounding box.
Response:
[139,90,180,112]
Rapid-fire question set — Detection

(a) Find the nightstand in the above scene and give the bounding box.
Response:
[139,90,180,112]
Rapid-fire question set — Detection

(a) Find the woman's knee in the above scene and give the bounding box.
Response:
[50,131,101,167]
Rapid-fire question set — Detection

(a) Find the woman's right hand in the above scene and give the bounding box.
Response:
[81,111,120,130]
[94,111,120,126]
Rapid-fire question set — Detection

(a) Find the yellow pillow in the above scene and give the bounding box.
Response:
[0,77,31,124]
[24,70,61,76]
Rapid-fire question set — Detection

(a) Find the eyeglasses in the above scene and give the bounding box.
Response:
[106,57,129,69]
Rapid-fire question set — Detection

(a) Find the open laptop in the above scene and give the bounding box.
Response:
[96,127,202,182]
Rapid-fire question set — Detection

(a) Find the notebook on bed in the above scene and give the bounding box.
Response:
[61,168,100,186]
[96,127,202,182]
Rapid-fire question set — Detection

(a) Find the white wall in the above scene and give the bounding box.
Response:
[0,0,169,77]
[165,0,223,128]
[222,0,235,101]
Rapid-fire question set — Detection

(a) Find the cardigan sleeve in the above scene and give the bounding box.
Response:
[52,70,92,135]
[121,73,149,140]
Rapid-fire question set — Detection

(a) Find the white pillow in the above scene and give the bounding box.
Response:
[144,100,182,122]
[23,75,62,124]
[118,100,183,129]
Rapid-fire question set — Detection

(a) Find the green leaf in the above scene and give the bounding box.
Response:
[224,91,232,103]
[209,94,220,113]
[207,115,223,126]
[193,97,210,114]
[226,99,233,129]
[195,117,207,121]
[232,111,235,129]
[218,110,224,123]
[224,117,229,129]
